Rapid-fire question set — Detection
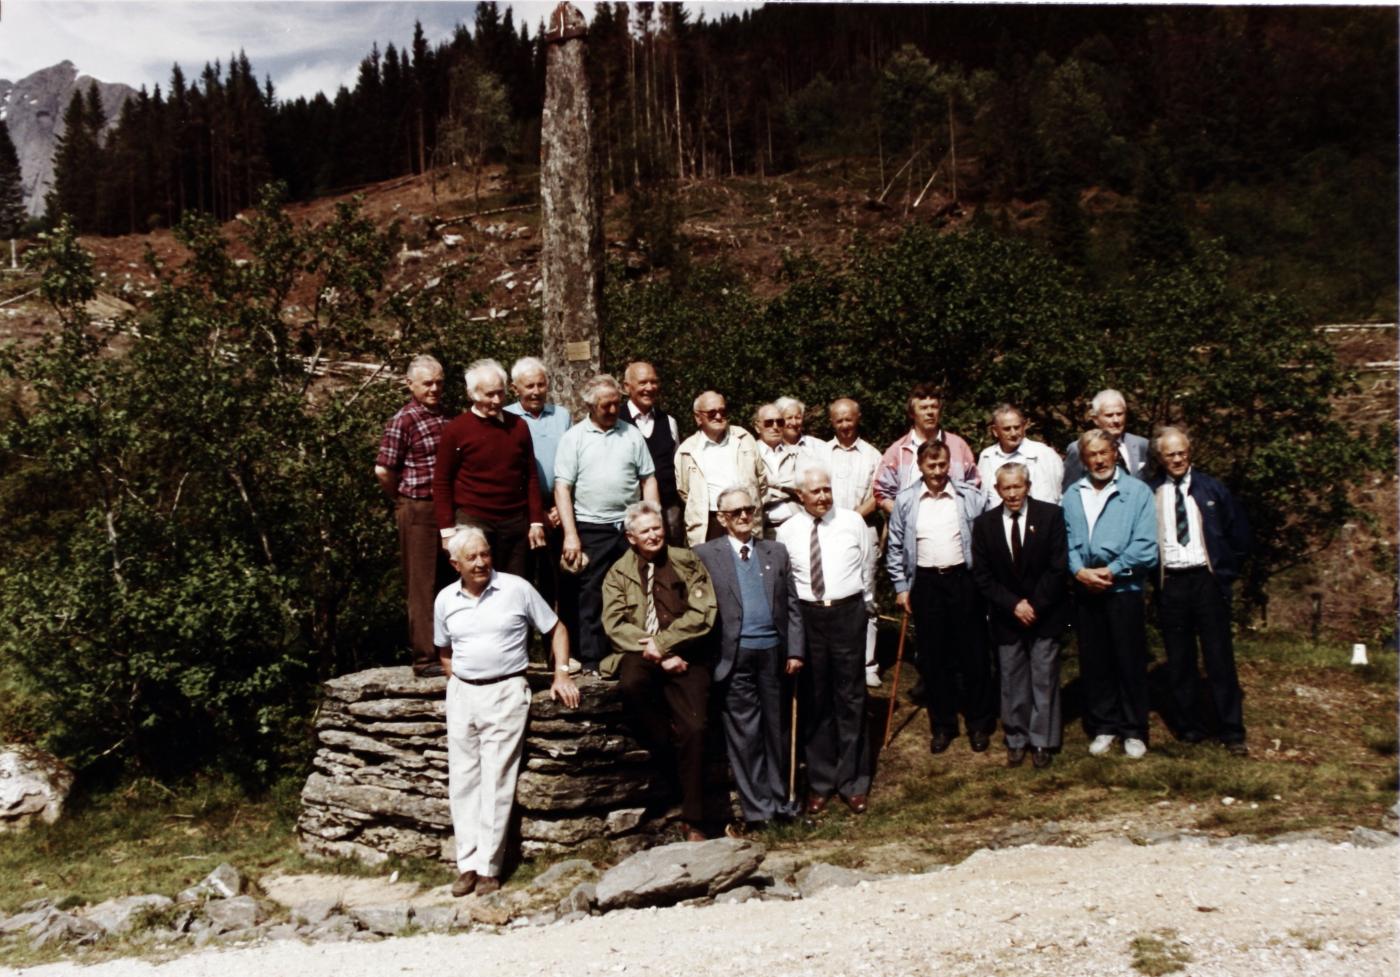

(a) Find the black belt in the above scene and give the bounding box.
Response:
[800,593,862,608]
[1164,566,1210,576]
[917,563,966,576]
[452,669,528,686]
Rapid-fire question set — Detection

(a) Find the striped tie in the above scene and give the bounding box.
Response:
[809,518,826,600]
[1173,477,1190,545]
[643,562,658,634]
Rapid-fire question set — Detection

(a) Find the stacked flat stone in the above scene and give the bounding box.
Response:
[298,667,668,865]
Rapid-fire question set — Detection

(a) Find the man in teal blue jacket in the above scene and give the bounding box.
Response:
[1062,429,1158,759]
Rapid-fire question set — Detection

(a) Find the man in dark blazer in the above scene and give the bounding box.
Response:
[1062,388,1152,488]
[971,461,1070,769]
[695,485,805,830]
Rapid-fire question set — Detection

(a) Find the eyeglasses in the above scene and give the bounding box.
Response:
[698,408,728,420]
[758,418,783,428]
[720,506,757,517]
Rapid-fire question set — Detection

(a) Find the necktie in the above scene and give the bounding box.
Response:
[809,518,826,599]
[1010,510,1023,571]
[643,562,658,634]
[740,544,750,562]
[1173,476,1190,545]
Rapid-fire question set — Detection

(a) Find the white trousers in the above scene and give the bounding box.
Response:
[863,524,879,670]
[446,675,531,877]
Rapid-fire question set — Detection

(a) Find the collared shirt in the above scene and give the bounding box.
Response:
[978,439,1064,505]
[505,400,573,497]
[827,437,881,512]
[627,400,679,442]
[915,483,964,568]
[375,399,451,500]
[777,507,872,602]
[433,571,557,680]
[695,432,740,509]
[1002,505,1026,555]
[1162,470,1209,569]
[874,427,981,504]
[727,533,756,560]
[758,441,799,523]
[1078,474,1120,537]
[554,418,656,524]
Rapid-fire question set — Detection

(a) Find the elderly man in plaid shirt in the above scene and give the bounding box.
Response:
[375,354,456,676]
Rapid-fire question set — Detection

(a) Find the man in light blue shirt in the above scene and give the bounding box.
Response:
[505,357,574,613]
[554,373,660,671]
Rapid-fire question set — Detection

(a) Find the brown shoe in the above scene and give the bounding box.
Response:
[683,823,708,842]
[474,876,501,897]
[805,792,830,816]
[450,870,478,898]
[842,793,868,815]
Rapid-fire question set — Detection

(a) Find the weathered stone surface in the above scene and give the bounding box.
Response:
[715,885,758,905]
[556,882,597,915]
[516,769,661,812]
[302,775,451,827]
[29,910,104,948]
[521,816,607,845]
[264,923,302,941]
[85,894,173,936]
[1350,825,1398,847]
[300,837,391,867]
[794,863,882,898]
[0,907,51,934]
[0,744,75,832]
[347,699,445,722]
[989,821,1075,849]
[322,667,446,703]
[411,905,461,932]
[307,916,357,942]
[528,858,600,892]
[348,903,411,935]
[605,808,646,836]
[291,900,339,927]
[594,839,765,911]
[202,896,263,933]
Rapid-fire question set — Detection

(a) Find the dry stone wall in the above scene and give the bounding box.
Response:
[298,667,673,864]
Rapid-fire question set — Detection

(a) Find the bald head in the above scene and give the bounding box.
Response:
[829,397,862,447]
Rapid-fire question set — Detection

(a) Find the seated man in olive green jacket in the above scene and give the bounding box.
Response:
[602,499,718,840]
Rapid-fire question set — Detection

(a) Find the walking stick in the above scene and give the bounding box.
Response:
[787,688,799,805]
[882,610,911,749]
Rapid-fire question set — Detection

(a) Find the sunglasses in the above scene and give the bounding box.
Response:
[721,505,757,517]
[758,418,783,428]
[698,408,728,420]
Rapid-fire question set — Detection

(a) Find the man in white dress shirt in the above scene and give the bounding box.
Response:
[977,403,1065,505]
[434,528,579,898]
[777,462,874,816]
[826,397,884,688]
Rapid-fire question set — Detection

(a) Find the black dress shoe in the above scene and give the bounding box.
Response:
[969,731,991,753]
[1006,746,1026,767]
[930,731,953,754]
[1031,747,1053,769]
[1224,740,1250,757]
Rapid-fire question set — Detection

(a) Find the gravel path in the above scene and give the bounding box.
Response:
[5,838,1395,977]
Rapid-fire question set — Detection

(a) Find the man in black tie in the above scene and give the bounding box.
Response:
[1148,427,1252,755]
[970,463,1070,768]
[695,486,805,831]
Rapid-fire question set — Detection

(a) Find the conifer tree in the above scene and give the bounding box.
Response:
[0,119,25,238]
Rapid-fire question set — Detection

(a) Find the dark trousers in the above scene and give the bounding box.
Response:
[721,644,797,823]
[527,524,564,610]
[704,511,725,542]
[1075,589,1150,740]
[662,502,686,547]
[911,566,996,738]
[454,508,530,578]
[562,522,630,667]
[396,497,455,672]
[1158,569,1245,743]
[801,598,871,798]
[618,653,711,823]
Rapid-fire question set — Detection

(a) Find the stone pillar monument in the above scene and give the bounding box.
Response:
[540,1,604,416]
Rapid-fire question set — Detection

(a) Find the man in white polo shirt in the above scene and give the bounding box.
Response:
[976,403,1064,505]
[434,528,579,899]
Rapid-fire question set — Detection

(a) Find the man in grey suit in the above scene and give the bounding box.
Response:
[1062,389,1152,488]
[695,485,805,832]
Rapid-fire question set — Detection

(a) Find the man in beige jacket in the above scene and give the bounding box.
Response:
[675,390,767,546]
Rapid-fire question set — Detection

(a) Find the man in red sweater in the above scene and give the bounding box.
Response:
[434,359,546,577]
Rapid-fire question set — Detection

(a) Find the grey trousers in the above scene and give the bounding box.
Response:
[721,643,798,823]
[997,635,1062,750]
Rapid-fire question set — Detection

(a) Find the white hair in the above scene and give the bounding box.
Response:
[795,459,832,488]
[995,461,1031,485]
[1090,388,1126,417]
[692,390,724,413]
[622,500,663,535]
[775,396,806,417]
[406,354,442,378]
[990,402,1024,425]
[464,358,508,401]
[446,526,490,563]
[510,356,548,383]
[1154,425,1191,455]
[581,373,622,407]
[715,484,755,511]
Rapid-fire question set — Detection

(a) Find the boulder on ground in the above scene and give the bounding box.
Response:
[28,910,103,949]
[84,894,173,936]
[179,862,246,901]
[594,838,764,911]
[202,895,263,934]
[793,863,883,898]
[0,744,75,832]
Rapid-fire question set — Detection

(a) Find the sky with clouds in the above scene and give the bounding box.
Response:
[0,1,759,101]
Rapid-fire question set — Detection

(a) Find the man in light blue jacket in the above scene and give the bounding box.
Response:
[1062,429,1158,759]
[887,440,993,754]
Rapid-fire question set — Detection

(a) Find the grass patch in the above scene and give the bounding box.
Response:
[1130,929,1194,975]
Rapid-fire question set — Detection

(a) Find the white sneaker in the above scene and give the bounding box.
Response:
[1123,738,1148,759]
[566,658,582,675]
[1089,734,1116,756]
[865,668,881,689]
